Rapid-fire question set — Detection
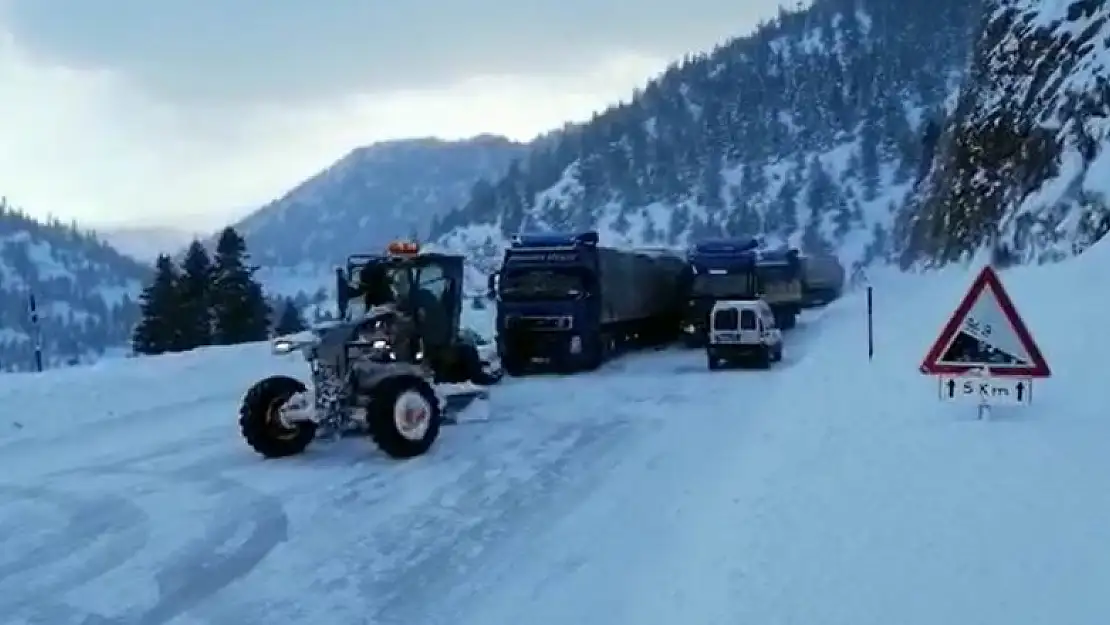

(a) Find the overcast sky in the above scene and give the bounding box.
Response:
[0,0,790,230]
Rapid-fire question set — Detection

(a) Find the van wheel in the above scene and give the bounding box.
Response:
[755,347,772,369]
[706,354,722,370]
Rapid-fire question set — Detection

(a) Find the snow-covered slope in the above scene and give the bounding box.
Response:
[431,0,980,281]
[232,135,527,278]
[900,0,1110,266]
[0,200,148,370]
[1,240,1107,623]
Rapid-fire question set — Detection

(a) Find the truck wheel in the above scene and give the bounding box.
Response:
[239,375,317,459]
[779,313,797,330]
[583,335,609,371]
[457,343,501,385]
[367,376,442,459]
[503,356,527,377]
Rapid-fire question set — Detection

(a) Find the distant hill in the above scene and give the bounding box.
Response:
[0,198,149,371]
[232,135,528,273]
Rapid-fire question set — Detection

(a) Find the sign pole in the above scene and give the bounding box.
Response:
[975,366,990,420]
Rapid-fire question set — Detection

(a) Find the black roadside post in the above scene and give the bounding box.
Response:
[866,285,874,361]
[28,293,43,372]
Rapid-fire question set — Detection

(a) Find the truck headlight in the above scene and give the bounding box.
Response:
[569,335,582,353]
[683,324,696,334]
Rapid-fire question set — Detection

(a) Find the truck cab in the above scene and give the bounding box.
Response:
[680,238,761,347]
[488,231,604,374]
[706,298,783,370]
[754,248,803,330]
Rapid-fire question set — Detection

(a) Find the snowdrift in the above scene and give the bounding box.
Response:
[0,343,305,445]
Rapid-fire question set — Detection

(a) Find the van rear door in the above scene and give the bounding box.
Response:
[711,307,740,343]
[738,308,761,344]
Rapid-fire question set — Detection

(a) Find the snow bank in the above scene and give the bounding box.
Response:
[0,342,304,443]
[735,243,1110,623]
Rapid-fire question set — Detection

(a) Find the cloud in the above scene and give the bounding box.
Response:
[2,0,781,104]
[0,0,787,230]
[0,28,669,229]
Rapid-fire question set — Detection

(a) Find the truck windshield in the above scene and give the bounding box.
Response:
[691,273,756,298]
[500,269,587,300]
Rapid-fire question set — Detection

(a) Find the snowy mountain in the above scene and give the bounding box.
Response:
[232,135,528,272]
[97,225,200,262]
[898,0,1110,267]
[430,0,981,279]
[0,199,148,370]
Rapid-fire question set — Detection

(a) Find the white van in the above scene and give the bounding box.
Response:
[706,299,784,369]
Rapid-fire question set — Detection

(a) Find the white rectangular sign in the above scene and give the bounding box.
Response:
[938,374,1032,406]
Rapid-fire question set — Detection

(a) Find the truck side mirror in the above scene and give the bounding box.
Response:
[335,267,349,319]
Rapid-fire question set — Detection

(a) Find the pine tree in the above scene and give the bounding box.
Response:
[210,227,270,345]
[132,254,183,355]
[177,239,214,349]
[273,298,307,336]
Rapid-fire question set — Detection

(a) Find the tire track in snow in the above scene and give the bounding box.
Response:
[345,382,695,624]
[391,315,834,624]
[1,454,288,623]
[0,484,151,617]
[83,462,291,625]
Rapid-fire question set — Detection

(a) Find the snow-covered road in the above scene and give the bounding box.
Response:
[6,245,1110,625]
[0,313,826,625]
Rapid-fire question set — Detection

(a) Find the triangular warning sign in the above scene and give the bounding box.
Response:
[920,265,1050,378]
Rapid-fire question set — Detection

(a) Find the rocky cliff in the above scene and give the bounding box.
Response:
[899,0,1110,267]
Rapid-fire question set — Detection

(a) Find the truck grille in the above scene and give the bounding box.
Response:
[507,315,573,331]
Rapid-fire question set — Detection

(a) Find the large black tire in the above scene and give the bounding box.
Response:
[458,343,501,385]
[367,376,442,459]
[755,346,772,369]
[239,375,317,459]
[778,311,797,330]
[502,349,527,377]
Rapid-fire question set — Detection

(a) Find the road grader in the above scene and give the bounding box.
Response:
[238,241,502,460]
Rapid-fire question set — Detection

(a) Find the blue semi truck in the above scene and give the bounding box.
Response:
[799,253,846,307]
[487,231,686,375]
[753,247,804,330]
[678,238,804,346]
